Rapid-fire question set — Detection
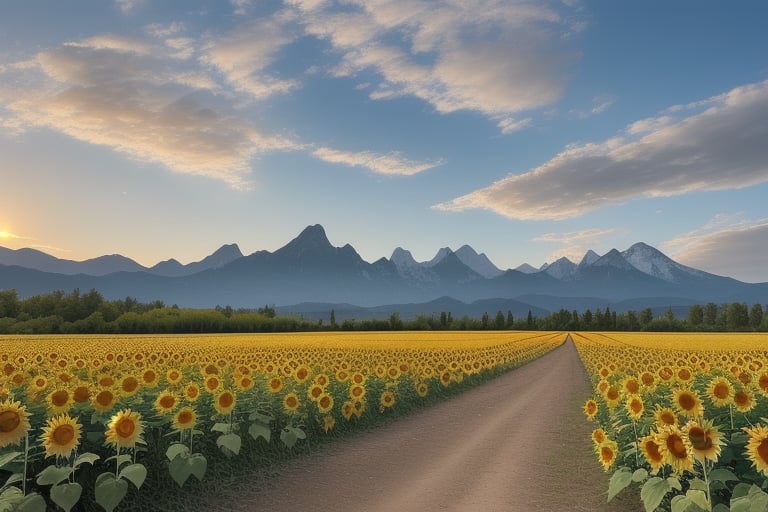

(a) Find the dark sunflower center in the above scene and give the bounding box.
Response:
[667,434,687,459]
[0,411,20,433]
[53,424,75,445]
[117,418,135,438]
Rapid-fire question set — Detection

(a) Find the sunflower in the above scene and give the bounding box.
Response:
[203,375,222,394]
[282,392,300,414]
[105,408,144,449]
[0,400,31,448]
[734,388,756,414]
[92,389,118,413]
[583,399,598,421]
[313,374,329,387]
[47,388,74,415]
[654,406,679,428]
[757,373,768,397]
[379,390,396,409]
[30,375,48,393]
[639,433,665,474]
[744,424,768,475]
[603,386,621,410]
[416,382,428,398]
[622,377,641,396]
[706,376,734,408]
[119,376,140,397]
[672,388,704,419]
[639,371,656,392]
[41,414,81,459]
[322,415,335,433]
[141,369,159,389]
[166,368,184,386]
[341,400,356,421]
[657,425,694,476]
[684,419,724,463]
[267,376,283,394]
[172,407,197,431]
[293,366,311,384]
[214,390,236,415]
[155,391,181,416]
[675,366,694,386]
[591,428,607,445]
[183,382,201,402]
[597,439,619,472]
[234,375,255,392]
[349,384,366,400]
[350,372,366,385]
[317,393,334,414]
[625,395,644,421]
[71,384,91,404]
[96,374,115,388]
[307,384,324,402]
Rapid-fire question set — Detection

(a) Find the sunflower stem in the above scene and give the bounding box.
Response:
[729,404,734,431]
[632,420,640,467]
[22,433,28,495]
[701,458,711,510]
[115,446,119,479]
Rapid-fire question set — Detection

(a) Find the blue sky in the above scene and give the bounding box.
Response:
[1,0,768,282]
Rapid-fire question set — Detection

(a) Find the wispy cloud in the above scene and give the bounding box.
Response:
[289,0,580,131]
[570,94,616,119]
[201,15,299,100]
[115,0,144,15]
[434,80,768,220]
[0,38,298,189]
[312,147,442,176]
[534,227,618,263]
[662,216,768,283]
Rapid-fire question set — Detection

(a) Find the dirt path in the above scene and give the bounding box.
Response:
[210,340,641,511]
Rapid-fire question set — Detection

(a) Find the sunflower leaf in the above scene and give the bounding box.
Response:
[632,468,649,483]
[166,443,189,462]
[685,489,710,511]
[188,454,207,481]
[0,453,22,470]
[50,482,82,512]
[73,452,99,469]
[248,422,271,443]
[709,468,739,483]
[641,477,676,512]
[15,492,46,512]
[211,422,231,434]
[94,473,128,512]
[607,467,633,502]
[216,433,241,456]
[36,465,73,486]
[688,478,707,491]
[119,463,147,490]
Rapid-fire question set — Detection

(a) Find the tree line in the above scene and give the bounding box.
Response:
[0,288,765,334]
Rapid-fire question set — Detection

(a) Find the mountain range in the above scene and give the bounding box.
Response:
[1,224,766,318]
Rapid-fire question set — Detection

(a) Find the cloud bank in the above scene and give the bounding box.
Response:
[289,0,580,130]
[663,217,768,283]
[434,81,768,220]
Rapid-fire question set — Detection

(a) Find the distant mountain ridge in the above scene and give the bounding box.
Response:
[0,224,766,313]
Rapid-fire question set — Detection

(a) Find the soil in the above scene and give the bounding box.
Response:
[208,339,643,512]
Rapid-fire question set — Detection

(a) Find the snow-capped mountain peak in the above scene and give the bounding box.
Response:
[454,245,503,278]
[621,242,708,282]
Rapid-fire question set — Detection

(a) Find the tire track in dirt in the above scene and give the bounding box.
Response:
[211,338,641,512]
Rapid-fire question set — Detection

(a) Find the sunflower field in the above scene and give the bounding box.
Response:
[574,332,768,511]
[0,331,563,511]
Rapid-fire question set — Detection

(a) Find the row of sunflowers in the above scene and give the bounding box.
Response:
[0,331,564,511]
[574,332,768,512]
